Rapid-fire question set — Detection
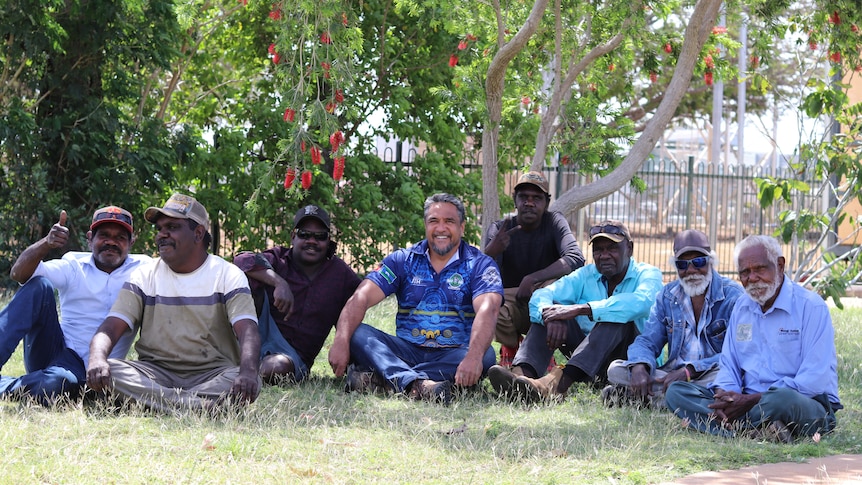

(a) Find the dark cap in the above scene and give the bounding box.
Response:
[91,206,134,235]
[145,193,210,230]
[294,205,331,230]
[513,171,550,195]
[588,220,632,244]
[673,229,711,258]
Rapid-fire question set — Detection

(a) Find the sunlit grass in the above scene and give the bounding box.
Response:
[0,294,859,484]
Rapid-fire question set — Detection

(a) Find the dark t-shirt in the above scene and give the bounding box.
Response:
[234,246,361,367]
[484,211,584,288]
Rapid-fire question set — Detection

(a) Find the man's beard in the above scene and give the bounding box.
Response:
[745,278,782,306]
[679,273,710,297]
[431,241,456,256]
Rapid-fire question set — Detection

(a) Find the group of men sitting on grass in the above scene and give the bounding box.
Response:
[0,176,841,443]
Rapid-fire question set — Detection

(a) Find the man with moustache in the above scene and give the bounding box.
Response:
[488,220,663,403]
[484,171,584,366]
[87,194,260,413]
[0,206,150,405]
[603,229,743,408]
[234,205,361,384]
[666,235,841,442]
[328,193,503,404]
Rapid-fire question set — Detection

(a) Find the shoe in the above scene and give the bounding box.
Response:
[512,366,564,404]
[488,365,517,396]
[764,420,793,443]
[344,364,388,394]
[499,345,518,367]
[408,379,452,404]
[601,384,624,408]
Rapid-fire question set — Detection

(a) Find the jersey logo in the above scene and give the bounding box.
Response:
[378,264,397,284]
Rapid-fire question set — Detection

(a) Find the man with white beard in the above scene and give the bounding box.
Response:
[665,235,842,442]
[603,229,743,408]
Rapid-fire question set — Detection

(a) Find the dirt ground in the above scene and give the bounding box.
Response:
[656,454,862,484]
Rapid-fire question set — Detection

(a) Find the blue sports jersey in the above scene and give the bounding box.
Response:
[366,240,503,348]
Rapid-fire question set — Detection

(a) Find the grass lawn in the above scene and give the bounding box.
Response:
[0,295,860,484]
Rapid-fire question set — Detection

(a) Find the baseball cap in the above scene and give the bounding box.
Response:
[513,171,550,195]
[91,206,134,235]
[145,193,209,229]
[588,220,632,244]
[293,205,331,230]
[673,229,711,258]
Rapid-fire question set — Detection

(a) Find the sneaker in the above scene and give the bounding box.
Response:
[512,366,564,404]
[499,345,517,367]
[344,364,387,394]
[408,379,452,405]
[488,365,518,396]
[601,384,624,407]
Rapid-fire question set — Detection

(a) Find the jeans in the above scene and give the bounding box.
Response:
[257,293,310,381]
[665,382,837,438]
[349,323,495,392]
[0,277,85,404]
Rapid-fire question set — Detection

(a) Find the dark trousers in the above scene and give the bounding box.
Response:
[513,319,637,381]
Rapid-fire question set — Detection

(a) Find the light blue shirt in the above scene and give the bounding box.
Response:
[32,251,152,363]
[712,277,841,406]
[529,258,663,334]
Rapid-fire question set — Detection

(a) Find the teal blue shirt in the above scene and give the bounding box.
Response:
[528,258,663,334]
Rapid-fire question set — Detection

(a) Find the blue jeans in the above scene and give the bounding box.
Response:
[0,277,86,404]
[665,382,837,438]
[349,323,495,392]
[257,293,310,381]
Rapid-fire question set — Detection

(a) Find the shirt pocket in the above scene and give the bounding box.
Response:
[705,318,728,354]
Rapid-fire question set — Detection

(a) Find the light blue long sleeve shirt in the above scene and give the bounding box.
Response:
[528,258,663,334]
[712,277,841,407]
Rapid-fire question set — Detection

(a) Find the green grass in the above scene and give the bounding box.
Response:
[1,295,860,484]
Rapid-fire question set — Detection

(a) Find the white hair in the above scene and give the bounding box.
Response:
[733,235,782,270]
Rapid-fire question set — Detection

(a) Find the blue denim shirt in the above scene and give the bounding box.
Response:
[625,270,743,374]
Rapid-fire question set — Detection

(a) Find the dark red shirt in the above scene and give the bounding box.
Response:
[234,246,361,368]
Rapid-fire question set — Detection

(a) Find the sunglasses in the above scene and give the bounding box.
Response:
[295,229,329,241]
[589,225,628,238]
[674,256,709,271]
[93,211,133,226]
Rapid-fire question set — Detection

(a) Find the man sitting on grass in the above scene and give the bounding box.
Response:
[328,193,503,404]
[87,194,260,413]
[0,206,150,405]
[665,235,841,442]
[603,229,743,408]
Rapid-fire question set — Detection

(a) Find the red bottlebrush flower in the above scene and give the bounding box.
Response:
[273,53,282,65]
[311,146,321,165]
[268,43,277,55]
[809,40,818,50]
[448,55,458,67]
[587,83,597,92]
[342,12,348,27]
[458,40,467,50]
[466,33,477,41]
[704,71,714,86]
[329,130,344,152]
[711,26,727,35]
[237,0,247,5]
[334,89,344,103]
[750,55,760,67]
[269,9,282,20]
[325,102,336,113]
[608,63,615,72]
[663,43,672,54]
[829,11,840,25]
[301,170,312,190]
[704,54,715,69]
[283,108,295,122]
[521,96,531,106]
[483,48,490,57]
[283,168,296,189]
[320,32,332,44]
[561,155,571,166]
[852,24,859,33]
[532,107,539,114]
[301,140,306,152]
[333,156,345,181]
[830,51,842,63]
[321,62,331,71]
[649,71,658,83]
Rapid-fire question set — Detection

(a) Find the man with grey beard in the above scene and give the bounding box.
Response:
[603,229,743,408]
[665,235,841,442]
